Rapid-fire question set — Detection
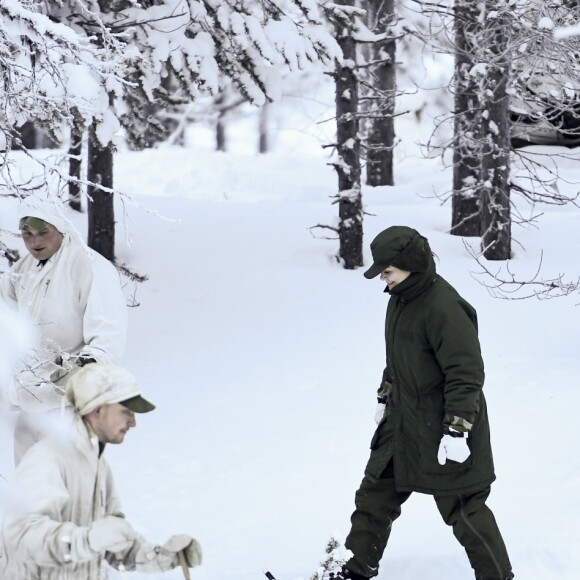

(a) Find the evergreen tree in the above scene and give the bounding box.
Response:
[1,0,341,258]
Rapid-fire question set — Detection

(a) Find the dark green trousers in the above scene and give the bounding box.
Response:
[344,461,513,580]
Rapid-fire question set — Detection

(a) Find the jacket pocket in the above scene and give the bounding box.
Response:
[418,410,473,474]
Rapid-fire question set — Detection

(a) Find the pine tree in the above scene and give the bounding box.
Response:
[1,0,341,258]
[329,1,365,270]
[479,1,513,260]
[360,0,397,187]
[451,0,483,237]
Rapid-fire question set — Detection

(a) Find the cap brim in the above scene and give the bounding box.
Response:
[120,395,156,413]
[363,262,385,279]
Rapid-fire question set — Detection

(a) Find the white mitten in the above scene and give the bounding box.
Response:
[374,402,386,425]
[437,432,470,465]
[136,534,202,573]
[136,543,174,573]
[88,516,137,554]
[168,534,202,568]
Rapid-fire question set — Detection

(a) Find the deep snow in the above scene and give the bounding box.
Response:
[1,85,580,580]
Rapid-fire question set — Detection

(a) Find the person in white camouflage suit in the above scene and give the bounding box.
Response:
[0,196,128,464]
[0,363,202,579]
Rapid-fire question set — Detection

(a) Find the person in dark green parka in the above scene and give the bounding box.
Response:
[336,226,513,580]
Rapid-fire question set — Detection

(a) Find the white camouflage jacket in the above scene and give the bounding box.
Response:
[0,416,143,579]
[0,219,127,411]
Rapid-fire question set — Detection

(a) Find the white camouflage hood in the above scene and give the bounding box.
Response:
[18,197,71,235]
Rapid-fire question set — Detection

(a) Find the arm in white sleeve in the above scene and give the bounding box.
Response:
[78,254,128,364]
[2,445,96,568]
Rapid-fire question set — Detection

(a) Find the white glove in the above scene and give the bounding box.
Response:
[178,535,203,567]
[374,402,386,425]
[88,516,137,554]
[136,534,202,573]
[437,433,470,465]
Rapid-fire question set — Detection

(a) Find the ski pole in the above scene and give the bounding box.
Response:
[178,549,191,580]
[264,571,277,580]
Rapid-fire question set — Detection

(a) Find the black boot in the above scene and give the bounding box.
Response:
[329,568,369,580]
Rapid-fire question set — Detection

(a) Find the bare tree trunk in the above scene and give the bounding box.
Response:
[215,91,226,152]
[451,0,482,236]
[87,121,115,261]
[18,122,38,150]
[480,2,512,260]
[14,122,58,150]
[334,1,363,269]
[258,101,270,154]
[216,114,226,152]
[364,0,396,187]
[68,118,83,212]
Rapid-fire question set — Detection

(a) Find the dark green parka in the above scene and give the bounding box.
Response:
[365,256,496,495]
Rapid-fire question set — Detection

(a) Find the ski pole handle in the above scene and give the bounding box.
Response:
[265,572,277,580]
[179,549,191,580]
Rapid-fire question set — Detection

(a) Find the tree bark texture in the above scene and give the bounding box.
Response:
[451,0,482,236]
[364,0,396,187]
[87,121,115,261]
[68,118,83,212]
[479,2,512,260]
[334,5,363,270]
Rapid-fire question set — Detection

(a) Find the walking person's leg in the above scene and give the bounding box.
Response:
[434,487,513,580]
[343,461,411,578]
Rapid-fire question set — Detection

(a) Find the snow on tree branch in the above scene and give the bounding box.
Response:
[1,0,343,203]
[554,23,580,41]
[1,0,342,154]
[0,0,131,150]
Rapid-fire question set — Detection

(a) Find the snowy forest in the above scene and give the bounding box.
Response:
[1,0,580,579]
[1,0,579,268]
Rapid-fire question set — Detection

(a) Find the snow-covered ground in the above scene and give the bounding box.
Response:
[1,85,580,580]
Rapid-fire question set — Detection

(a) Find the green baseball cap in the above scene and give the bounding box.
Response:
[19,216,53,231]
[120,395,156,414]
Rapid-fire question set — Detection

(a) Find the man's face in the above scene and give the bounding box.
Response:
[89,403,136,445]
[380,265,411,290]
[21,220,63,261]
